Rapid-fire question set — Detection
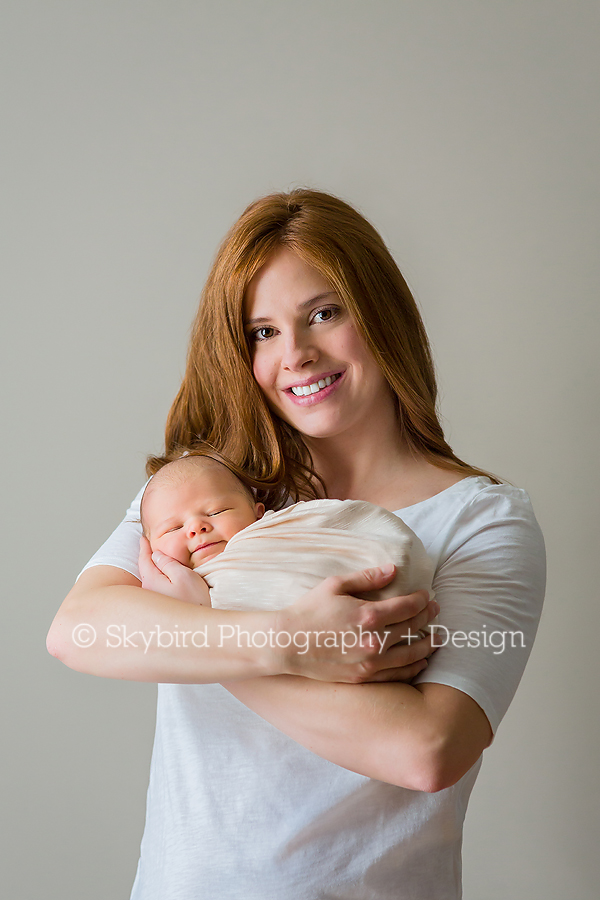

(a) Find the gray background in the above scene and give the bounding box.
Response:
[2,1,598,897]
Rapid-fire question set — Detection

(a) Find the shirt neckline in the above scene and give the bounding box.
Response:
[392,475,488,515]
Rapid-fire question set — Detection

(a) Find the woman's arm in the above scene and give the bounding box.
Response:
[47,562,435,684]
[222,675,492,793]
[49,485,433,684]
[223,485,545,792]
[47,565,277,682]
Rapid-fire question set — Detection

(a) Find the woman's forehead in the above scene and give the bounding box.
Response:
[245,248,332,305]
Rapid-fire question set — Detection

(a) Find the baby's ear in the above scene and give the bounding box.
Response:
[255,502,265,519]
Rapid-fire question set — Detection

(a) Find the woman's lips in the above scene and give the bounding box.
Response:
[284,371,344,405]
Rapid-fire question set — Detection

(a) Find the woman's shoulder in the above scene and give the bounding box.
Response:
[395,471,533,515]
[398,473,544,565]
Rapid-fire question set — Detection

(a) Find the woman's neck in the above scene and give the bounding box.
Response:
[305,420,413,507]
[304,422,464,512]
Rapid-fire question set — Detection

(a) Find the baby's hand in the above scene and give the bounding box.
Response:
[138,537,212,606]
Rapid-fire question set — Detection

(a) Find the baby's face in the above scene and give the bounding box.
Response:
[143,465,264,567]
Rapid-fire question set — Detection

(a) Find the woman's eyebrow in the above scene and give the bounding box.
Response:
[244,292,337,326]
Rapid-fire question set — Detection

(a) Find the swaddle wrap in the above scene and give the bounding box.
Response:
[194,498,434,611]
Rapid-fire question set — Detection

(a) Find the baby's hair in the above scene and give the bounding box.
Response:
[140,444,261,537]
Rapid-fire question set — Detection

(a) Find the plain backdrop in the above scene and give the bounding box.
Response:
[2,2,599,898]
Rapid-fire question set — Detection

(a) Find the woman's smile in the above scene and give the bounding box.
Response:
[285,371,344,402]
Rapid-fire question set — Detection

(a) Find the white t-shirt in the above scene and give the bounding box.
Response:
[82,475,546,900]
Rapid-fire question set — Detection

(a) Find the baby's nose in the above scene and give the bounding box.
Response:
[187,518,209,536]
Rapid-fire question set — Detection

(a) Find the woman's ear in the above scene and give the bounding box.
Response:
[255,502,265,519]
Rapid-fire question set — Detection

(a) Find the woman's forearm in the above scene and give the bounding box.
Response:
[48,564,426,685]
[223,675,492,792]
[223,676,433,789]
[47,567,281,683]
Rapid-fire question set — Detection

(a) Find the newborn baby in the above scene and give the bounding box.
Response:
[140,455,434,611]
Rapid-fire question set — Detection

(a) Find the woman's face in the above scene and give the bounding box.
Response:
[243,247,396,443]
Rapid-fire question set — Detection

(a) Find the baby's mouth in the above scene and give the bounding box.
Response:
[193,541,219,554]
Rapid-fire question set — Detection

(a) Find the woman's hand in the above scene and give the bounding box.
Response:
[274,564,439,684]
[139,537,212,607]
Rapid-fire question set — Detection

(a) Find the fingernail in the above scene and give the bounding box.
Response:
[379,564,395,577]
[151,552,162,564]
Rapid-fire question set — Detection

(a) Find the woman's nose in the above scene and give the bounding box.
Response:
[281,331,317,370]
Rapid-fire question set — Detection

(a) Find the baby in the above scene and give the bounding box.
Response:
[140,454,435,612]
[141,454,264,568]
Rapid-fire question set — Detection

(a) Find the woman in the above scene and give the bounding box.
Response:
[48,189,546,899]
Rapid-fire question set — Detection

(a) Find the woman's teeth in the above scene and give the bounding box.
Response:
[290,374,340,397]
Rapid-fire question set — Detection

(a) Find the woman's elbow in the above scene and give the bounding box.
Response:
[46,624,61,660]
[401,687,493,792]
[411,760,463,794]
[398,756,453,794]
[46,586,98,670]
[46,607,81,668]
[387,736,481,794]
[411,740,487,793]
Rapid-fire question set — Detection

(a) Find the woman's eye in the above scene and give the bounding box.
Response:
[312,306,338,324]
[250,326,275,342]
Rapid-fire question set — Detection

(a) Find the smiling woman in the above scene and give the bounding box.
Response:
[48,188,545,900]
[161,190,496,510]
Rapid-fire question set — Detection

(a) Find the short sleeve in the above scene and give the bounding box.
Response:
[412,485,546,735]
[78,483,148,581]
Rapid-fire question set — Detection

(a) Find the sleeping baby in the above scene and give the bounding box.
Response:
[139,454,434,613]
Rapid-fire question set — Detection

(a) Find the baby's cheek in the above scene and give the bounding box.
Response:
[155,536,183,565]
[172,543,192,566]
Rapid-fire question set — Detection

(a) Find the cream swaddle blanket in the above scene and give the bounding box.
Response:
[194,498,434,611]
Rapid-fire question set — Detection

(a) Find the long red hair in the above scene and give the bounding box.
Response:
[149,189,499,506]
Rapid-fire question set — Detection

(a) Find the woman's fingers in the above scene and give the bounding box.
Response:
[378,599,440,649]
[279,567,440,683]
[362,587,433,630]
[360,633,436,682]
[150,550,177,578]
[139,536,170,590]
[138,535,154,576]
[138,540,183,597]
[365,658,430,683]
[334,564,398,597]
[148,551,211,605]
[386,631,436,665]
